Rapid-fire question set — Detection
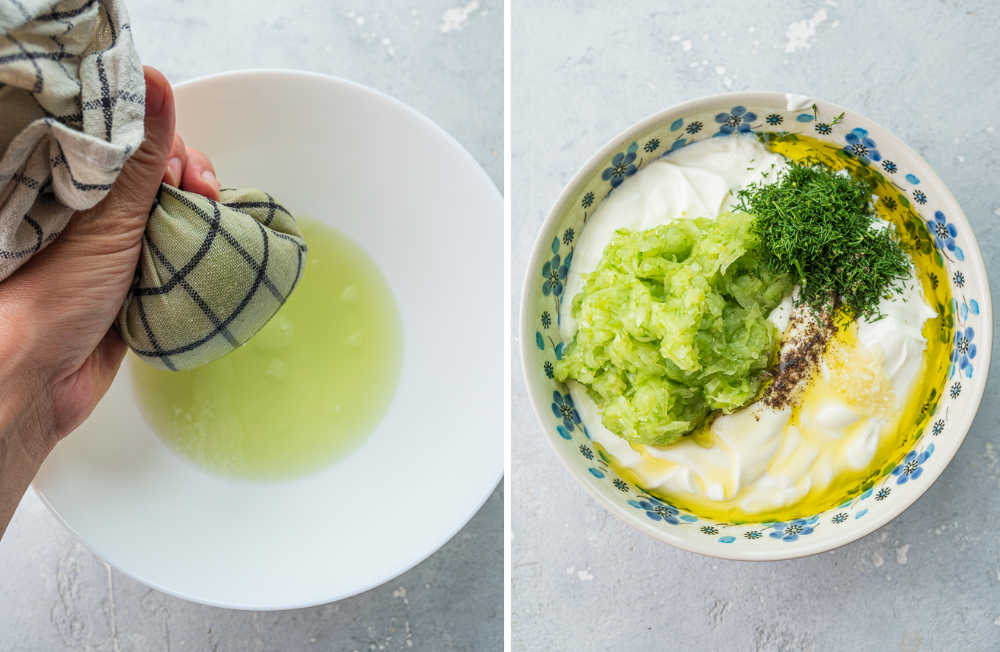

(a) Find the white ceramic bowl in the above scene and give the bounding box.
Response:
[34,70,502,608]
[521,92,991,560]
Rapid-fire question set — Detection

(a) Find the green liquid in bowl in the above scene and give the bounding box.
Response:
[131,219,403,480]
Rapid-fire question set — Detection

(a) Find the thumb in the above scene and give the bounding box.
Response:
[104,66,176,218]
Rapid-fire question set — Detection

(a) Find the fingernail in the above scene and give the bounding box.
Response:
[145,74,166,116]
[166,157,182,186]
[201,169,219,189]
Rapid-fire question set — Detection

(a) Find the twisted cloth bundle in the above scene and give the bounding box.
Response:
[0,0,306,370]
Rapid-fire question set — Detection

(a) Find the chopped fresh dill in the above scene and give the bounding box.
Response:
[736,162,910,321]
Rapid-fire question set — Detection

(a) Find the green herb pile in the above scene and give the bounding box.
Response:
[736,163,909,320]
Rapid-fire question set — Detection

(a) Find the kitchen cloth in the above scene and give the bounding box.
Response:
[0,0,307,370]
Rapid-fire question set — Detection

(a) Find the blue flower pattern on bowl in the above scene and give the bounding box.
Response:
[551,390,581,434]
[530,100,984,548]
[843,127,881,164]
[713,105,757,136]
[628,496,680,525]
[601,142,639,188]
[541,250,571,296]
[951,326,976,379]
[927,210,965,262]
[892,444,934,485]
[769,518,817,542]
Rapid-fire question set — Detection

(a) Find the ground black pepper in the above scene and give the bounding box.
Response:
[761,308,836,410]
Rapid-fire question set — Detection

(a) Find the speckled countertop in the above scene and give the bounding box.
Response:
[512,1,999,650]
[0,1,501,650]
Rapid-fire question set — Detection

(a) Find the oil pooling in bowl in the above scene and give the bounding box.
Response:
[131,219,403,480]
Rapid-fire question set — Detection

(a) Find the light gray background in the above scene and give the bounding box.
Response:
[0,1,501,651]
[513,1,999,650]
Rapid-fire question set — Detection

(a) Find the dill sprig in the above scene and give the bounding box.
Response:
[736,162,910,321]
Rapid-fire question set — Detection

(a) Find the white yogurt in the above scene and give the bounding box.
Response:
[561,135,788,336]
[560,136,936,515]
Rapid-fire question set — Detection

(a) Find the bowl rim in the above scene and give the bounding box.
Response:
[33,67,503,609]
[519,89,992,561]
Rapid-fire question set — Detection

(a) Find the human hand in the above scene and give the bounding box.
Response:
[165,126,221,200]
[0,66,218,534]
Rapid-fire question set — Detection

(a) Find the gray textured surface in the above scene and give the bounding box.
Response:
[512,2,999,650]
[0,1,501,650]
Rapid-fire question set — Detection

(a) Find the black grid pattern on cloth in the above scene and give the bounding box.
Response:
[1,0,142,279]
[0,214,42,259]
[127,186,306,370]
[51,140,114,190]
[36,0,99,22]
[0,166,58,260]
[159,186,295,300]
[225,192,292,227]
[144,233,241,349]
[0,0,124,100]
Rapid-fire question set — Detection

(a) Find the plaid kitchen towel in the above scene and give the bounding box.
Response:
[119,187,307,371]
[0,0,143,276]
[1,0,307,370]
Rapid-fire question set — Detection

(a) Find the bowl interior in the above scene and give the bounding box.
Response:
[33,70,503,608]
[522,92,991,560]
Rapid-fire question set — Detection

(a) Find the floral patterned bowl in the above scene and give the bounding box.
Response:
[520,92,992,560]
